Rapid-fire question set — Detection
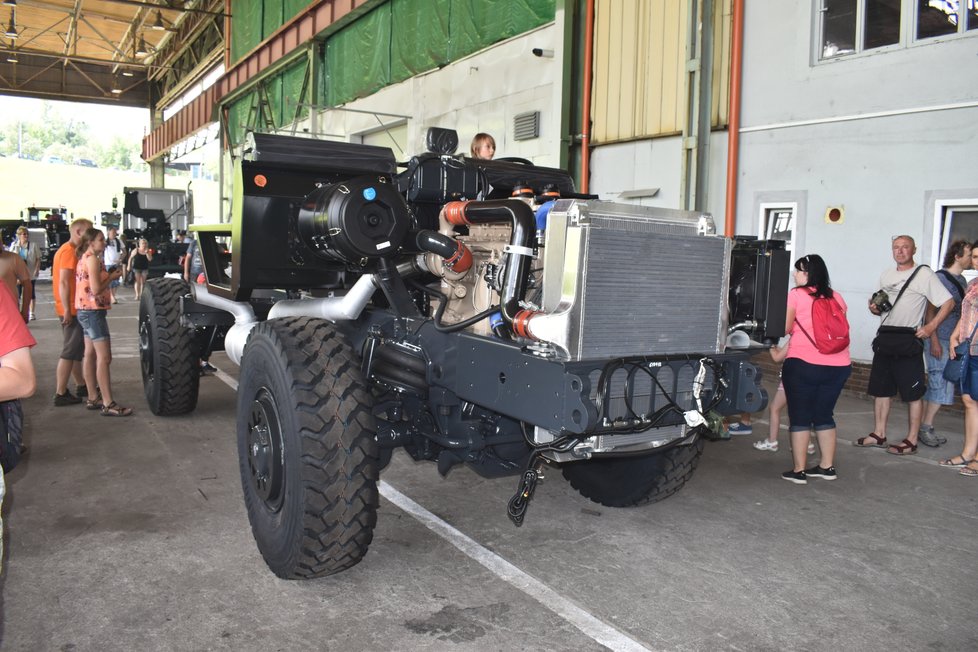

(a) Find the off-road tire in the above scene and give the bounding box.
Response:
[561,438,705,508]
[237,317,379,579]
[139,278,199,415]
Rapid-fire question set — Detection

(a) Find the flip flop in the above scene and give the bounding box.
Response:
[886,438,917,456]
[854,433,887,448]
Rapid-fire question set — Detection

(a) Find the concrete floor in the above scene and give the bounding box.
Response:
[2,283,977,651]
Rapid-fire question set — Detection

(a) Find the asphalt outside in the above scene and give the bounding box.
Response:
[1,282,975,651]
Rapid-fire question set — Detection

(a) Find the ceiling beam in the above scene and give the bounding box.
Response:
[98,0,228,17]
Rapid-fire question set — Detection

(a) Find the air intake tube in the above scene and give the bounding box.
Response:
[443,200,535,323]
[414,230,473,273]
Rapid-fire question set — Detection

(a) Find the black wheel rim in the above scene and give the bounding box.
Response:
[138,312,154,383]
[247,388,285,512]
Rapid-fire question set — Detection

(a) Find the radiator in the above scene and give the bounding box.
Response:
[539,200,731,362]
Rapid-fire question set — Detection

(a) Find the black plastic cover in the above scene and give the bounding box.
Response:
[242,132,397,176]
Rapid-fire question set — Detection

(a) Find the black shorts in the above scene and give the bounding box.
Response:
[60,318,85,361]
[868,352,926,401]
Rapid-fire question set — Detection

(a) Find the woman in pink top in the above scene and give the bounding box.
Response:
[946,277,978,476]
[770,254,851,485]
[75,228,131,417]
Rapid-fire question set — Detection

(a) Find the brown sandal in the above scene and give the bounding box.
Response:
[101,401,133,417]
[85,393,104,410]
[854,433,887,448]
[886,438,917,456]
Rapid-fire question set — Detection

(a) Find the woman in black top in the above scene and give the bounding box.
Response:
[126,238,153,300]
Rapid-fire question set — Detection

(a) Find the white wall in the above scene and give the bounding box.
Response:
[308,22,564,166]
[734,1,978,361]
[589,1,978,362]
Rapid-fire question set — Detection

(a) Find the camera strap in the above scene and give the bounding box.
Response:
[881,265,927,327]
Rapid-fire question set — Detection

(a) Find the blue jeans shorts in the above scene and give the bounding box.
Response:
[77,310,111,342]
[924,338,956,405]
[782,358,852,432]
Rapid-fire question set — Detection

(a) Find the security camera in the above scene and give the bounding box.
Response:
[532,48,554,58]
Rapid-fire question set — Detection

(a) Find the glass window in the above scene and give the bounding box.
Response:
[918,0,960,39]
[819,0,976,61]
[938,205,978,281]
[823,0,858,57]
[866,0,902,48]
[762,206,797,279]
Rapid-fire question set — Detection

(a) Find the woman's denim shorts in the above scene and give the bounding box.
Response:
[77,309,111,342]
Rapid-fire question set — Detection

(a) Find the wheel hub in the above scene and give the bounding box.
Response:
[247,388,284,512]
[138,317,153,382]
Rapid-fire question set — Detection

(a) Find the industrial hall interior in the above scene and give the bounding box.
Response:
[0,1,976,650]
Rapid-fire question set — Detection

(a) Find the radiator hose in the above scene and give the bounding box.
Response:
[414,230,473,273]
[443,199,535,324]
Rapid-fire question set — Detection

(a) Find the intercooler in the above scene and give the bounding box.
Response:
[539,199,731,362]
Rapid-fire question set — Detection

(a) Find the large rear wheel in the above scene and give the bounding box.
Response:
[139,278,199,415]
[561,438,705,508]
[237,317,379,579]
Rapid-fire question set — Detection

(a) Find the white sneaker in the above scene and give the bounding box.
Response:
[807,442,816,455]
[753,439,778,451]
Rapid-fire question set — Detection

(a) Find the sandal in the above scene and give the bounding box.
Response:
[854,433,887,448]
[938,456,974,468]
[100,401,133,417]
[959,462,978,477]
[886,438,918,456]
[85,393,104,411]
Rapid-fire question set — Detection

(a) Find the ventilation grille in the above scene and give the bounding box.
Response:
[513,111,540,141]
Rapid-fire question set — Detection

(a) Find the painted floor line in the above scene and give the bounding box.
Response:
[213,369,652,651]
[379,481,653,652]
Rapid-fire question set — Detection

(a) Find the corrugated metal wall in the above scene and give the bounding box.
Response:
[591,0,730,145]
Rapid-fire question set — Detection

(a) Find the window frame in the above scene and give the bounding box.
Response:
[814,0,977,64]
[930,197,978,281]
[758,201,800,278]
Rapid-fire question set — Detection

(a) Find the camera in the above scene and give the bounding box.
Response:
[870,289,892,313]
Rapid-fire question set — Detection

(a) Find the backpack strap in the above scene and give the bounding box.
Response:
[937,269,966,301]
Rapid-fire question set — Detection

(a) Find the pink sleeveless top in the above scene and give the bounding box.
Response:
[75,250,112,311]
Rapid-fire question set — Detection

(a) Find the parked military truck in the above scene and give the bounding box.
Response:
[122,186,191,276]
[138,129,785,580]
[0,206,71,269]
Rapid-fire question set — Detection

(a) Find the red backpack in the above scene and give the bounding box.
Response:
[796,292,850,354]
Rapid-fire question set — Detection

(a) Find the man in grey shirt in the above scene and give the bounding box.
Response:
[856,235,954,455]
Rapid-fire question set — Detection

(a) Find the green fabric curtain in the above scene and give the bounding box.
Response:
[262,1,283,39]
[229,0,556,117]
[226,94,255,147]
[390,0,451,82]
[448,0,555,59]
[230,0,263,63]
[281,61,311,123]
[325,6,392,106]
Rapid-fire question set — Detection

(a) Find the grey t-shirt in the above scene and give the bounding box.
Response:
[879,265,953,329]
